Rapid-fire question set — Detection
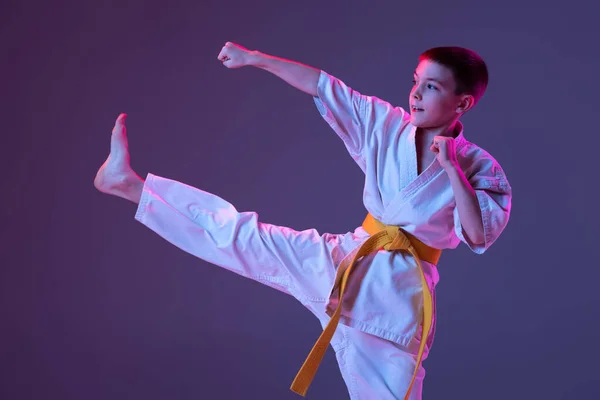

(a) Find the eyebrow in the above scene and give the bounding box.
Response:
[413,71,445,87]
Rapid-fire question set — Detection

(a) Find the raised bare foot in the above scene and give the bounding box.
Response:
[94,114,144,203]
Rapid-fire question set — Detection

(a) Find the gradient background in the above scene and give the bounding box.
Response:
[2,0,599,399]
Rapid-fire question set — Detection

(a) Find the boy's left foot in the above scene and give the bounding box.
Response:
[94,114,144,204]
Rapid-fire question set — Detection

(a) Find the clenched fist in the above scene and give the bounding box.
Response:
[217,42,255,68]
[430,136,459,170]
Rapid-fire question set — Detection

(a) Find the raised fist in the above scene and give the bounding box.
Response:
[217,42,254,69]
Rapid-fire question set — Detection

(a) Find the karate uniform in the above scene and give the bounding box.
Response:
[133,70,512,399]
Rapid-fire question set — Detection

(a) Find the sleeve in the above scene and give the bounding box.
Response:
[453,154,512,255]
[313,70,403,171]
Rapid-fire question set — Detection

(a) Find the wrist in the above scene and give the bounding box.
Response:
[248,50,268,67]
[443,162,460,174]
[444,163,465,185]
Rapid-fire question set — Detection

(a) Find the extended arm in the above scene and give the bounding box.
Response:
[218,42,320,96]
[218,41,397,167]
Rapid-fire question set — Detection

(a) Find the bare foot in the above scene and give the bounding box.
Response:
[94,114,144,204]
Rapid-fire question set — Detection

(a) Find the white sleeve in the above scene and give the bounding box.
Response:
[453,156,512,254]
[313,70,404,171]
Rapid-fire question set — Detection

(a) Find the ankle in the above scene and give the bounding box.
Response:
[124,175,144,204]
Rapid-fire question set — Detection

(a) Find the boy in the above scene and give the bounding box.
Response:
[94,42,512,399]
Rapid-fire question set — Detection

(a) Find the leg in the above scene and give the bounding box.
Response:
[331,323,429,400]
[94,114,357,304]
[94,115,426,398]
[134,172,353,302]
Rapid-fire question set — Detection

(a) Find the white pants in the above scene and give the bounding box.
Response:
[134,174,428,399]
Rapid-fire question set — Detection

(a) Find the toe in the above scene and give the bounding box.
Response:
[112,113,128,137]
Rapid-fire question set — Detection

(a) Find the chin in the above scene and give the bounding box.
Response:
[410,114,434,128]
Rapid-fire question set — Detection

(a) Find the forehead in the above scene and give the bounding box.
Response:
[414,59,456,89]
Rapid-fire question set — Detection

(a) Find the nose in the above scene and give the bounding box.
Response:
[412,86,422,100]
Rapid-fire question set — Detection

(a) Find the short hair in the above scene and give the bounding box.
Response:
[419,47,489,103]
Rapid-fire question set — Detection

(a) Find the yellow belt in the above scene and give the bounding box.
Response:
[290,213,442,399]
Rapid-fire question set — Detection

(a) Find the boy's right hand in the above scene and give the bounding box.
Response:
[217,42,255,68]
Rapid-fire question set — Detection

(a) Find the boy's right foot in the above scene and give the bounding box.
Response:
[94,114,144,204]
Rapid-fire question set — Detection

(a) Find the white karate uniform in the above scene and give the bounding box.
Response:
[133,70,512,399]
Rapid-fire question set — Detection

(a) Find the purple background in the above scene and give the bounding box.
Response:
[2,0,598,399]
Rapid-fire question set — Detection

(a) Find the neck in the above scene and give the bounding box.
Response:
[417,119,461,141]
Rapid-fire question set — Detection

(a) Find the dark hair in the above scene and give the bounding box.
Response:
[419,47,488,103]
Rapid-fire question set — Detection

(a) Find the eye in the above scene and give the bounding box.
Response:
[427,83,438,90]
[412,79,417,85]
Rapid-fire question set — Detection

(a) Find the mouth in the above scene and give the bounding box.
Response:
[411,105,424,112]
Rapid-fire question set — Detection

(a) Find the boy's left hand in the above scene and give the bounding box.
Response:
[430,136,459,170]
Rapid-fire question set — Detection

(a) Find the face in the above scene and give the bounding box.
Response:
[409,59,472,129]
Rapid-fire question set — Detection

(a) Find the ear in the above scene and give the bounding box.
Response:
[456,94,475,114]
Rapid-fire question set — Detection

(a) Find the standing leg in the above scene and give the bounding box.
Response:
[332,322,428,400]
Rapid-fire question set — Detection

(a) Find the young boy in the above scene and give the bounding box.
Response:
[94,42,512,399]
